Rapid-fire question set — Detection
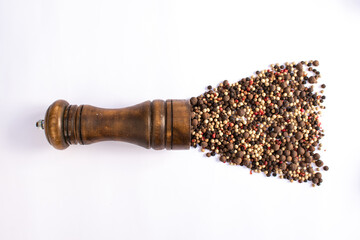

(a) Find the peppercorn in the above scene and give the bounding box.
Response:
[242,159,250,167]
[190,97,198,106]
[308,76,316,84]
[315,172,322,179]
[312,178,319,184]
[234,158,242,165]
[296,63,303,71]
[295,132,303,140]
[315,160,324,167]
[290,163,297,171]
[190,60,326,186]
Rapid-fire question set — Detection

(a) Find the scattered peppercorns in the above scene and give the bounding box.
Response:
[190,61,327,186]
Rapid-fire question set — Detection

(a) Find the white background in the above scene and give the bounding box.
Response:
[1,0,360,239]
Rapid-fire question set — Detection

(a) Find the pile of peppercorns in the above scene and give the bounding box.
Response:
[190,60,328,186]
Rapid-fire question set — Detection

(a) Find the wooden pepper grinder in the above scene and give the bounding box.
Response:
[37,99,191,150]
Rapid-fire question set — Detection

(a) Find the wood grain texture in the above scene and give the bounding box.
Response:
[150,100,166,150]
[44,100,69,150]
[43,99,191,150]
[171,100,191,150]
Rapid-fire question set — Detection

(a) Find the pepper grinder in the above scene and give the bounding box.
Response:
[37,99,191,150]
